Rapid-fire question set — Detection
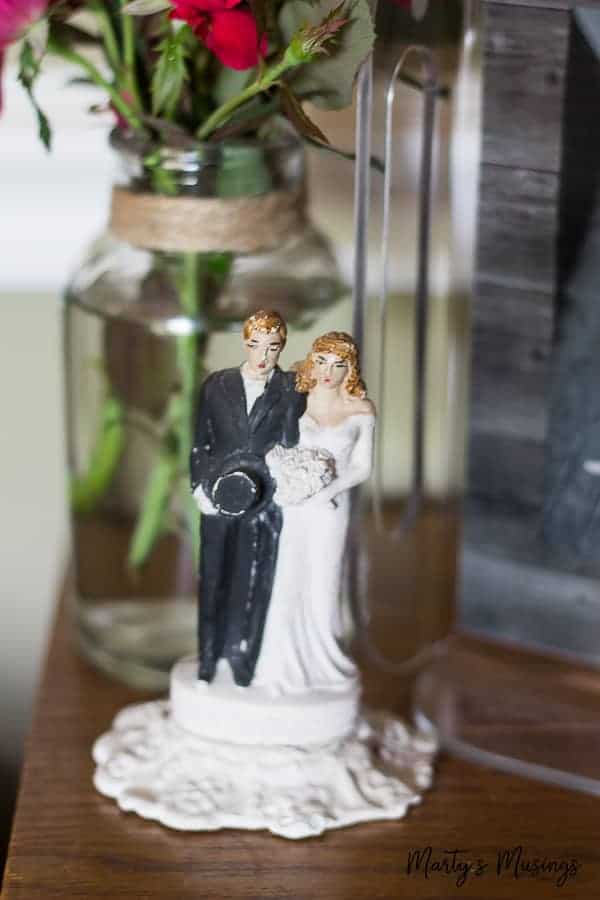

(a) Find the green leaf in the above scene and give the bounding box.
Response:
[70,395,125,515]
[208,95,281,141]
[123,0,171,15]
[18,41,39,88]
[127,449,179,569]
[279,0,375,109]
[18,41,52,150]
[151,27,190,117]
[50,21,102,46]
[35,105,52,150]
[212,66,254,108]
[279,83,330,144]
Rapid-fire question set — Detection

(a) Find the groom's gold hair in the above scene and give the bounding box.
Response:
[243,309,287,347]
[295,332,366,398]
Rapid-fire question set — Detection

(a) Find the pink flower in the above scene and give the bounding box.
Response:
[0,0,50,111]
[0,0,48,45]
[169,0,267,71]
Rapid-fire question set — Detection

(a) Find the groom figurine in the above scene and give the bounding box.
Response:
[190,310,305,686]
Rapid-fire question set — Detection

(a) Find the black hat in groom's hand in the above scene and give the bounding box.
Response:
[210,451,275,518]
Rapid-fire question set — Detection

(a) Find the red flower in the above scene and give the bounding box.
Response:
[169,0,266,71]
[197,8,267,70]
[170,0,239,15]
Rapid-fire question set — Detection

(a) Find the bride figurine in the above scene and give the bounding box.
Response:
[255,332,375,694]
[92,328,437,840]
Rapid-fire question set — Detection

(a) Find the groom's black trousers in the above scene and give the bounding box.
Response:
[198,502,283,686]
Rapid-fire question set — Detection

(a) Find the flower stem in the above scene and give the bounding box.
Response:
[126,252,206,570]
[196,58,288,140]
[89,0,121,74]
[120,2,143,110]
[48,37,144,132]
[195,22,345,141]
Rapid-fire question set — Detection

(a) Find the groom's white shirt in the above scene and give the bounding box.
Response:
[240,366,273,414]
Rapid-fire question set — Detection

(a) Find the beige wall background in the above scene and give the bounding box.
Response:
[1,63,111,843]
[0,296,67,772]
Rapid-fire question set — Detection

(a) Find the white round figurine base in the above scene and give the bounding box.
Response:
[92,657,438,839]
[171,656,361,745]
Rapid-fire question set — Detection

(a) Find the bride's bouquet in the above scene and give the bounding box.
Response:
[266,444,336,507]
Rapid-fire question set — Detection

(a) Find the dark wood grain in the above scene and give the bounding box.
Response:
[481,4,569,171]
[4,510,600,898]
[471,279,554,342]
[469,327,551,442]
[477,164,559,293]
[464,1,600,657]
[467,431,545,507]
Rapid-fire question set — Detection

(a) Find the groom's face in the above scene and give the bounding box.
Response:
[244,328,283,378]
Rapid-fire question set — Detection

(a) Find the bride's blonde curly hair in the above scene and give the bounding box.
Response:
[295,332,367,398]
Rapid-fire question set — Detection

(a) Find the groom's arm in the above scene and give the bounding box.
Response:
[190,375,217,498]
[281,377,306,448]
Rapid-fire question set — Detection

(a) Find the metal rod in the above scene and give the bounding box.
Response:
[373,45,440,538]
[352,55,374,355]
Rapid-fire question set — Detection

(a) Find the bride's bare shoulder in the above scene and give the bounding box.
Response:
[346,397,376,418]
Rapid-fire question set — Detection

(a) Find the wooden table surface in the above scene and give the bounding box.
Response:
[3,510,600,899]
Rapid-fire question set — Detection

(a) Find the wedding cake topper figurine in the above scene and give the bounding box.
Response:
[93,312,437,839]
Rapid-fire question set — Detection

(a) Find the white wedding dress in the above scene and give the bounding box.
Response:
[253,411,376,694]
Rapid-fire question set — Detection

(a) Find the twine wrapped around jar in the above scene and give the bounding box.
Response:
[109,184,307,254]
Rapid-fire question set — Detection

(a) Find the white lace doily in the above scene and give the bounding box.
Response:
[93,701,437,839]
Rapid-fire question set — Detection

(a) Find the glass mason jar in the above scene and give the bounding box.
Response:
[64,124,348,690]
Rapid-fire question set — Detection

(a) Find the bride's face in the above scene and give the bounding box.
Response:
[312,351,348,390]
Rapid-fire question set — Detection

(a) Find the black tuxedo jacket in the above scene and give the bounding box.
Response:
[190,365,305,502]
[190,365,306,685]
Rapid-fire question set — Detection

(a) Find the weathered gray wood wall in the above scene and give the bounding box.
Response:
[460,0,600,661]
[471,2,568,494]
